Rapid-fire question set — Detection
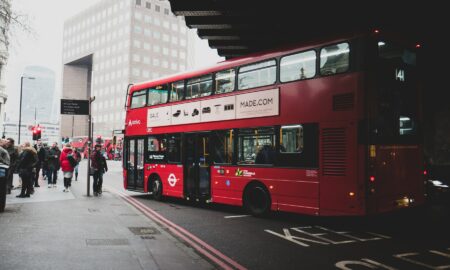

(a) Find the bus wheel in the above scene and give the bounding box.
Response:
[244,183,271,217]
[151,177,163,201]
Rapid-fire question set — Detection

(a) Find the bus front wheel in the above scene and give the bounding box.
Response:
[151,177,163,201]
[244,183,271,217]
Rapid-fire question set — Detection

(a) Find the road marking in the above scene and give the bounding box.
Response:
[335,260,377,269]
[107,186,247,270]
[361,259,398,270]
[394,250,450,269]
[224,215,250,219]
[266,226,389,248]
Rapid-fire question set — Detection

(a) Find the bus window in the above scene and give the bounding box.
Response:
[238,127,275,165]
[215,69,235,94]
[280,50,316,82]
[148,85,169,106]
[130,89,147,109]
[280,125,303,153]
[170,80,184,102]
[238,60,277,90]
[320,42,350,75]
[212,130,234,164]
[146,135,166,163]
[186,74,213,99]
[166,134,181,163]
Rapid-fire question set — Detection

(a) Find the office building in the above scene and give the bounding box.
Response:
[61,0,191,138]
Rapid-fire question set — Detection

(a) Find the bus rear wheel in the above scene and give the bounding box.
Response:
[244,183,271,217]
[151,177,163,201]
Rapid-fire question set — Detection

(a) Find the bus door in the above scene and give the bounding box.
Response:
[184,133,211,199]
[126,138,145,190]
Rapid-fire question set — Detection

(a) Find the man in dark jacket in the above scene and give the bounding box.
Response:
[16,142,38,198]
[5,138,19,194]
[91,144,108,196]
[46,142,61,188]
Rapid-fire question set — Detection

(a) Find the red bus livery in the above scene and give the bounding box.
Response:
[123,31,424,216]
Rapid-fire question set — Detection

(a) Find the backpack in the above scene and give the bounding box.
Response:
[67,154,78,167]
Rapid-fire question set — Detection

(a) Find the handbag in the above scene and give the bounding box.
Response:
[89,166,97,176]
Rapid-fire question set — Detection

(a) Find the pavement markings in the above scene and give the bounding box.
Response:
[224,215,250,219]
[107,186,247,270]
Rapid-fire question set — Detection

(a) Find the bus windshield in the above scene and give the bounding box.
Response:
[371,40,420,143]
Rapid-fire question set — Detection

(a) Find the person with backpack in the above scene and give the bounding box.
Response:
[72,148,81,181]
[90,144,108,196]
[59,143,75,192]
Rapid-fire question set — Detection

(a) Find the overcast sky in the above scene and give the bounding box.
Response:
[5,0,223,121]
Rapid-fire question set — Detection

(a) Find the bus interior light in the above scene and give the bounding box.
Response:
[370,176,375,182]
[423,170,427,175]
[349,192,355,197]
[374,29,380,34]
[415,44,421,49]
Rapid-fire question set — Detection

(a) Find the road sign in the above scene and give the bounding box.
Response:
[113,129,124,134]
[60,99,89,115]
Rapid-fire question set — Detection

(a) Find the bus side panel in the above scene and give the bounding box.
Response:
[320,122,363,216]
[211,167,319,215]
[145,164,184,199]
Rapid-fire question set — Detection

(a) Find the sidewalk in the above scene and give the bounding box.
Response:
[0,161,215,270]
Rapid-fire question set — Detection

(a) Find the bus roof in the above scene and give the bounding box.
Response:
[129,33,360,93]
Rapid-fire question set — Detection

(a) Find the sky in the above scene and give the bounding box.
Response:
[4,0,223,121]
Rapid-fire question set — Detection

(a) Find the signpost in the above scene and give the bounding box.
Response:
[60,99,89,115]
[60,98,93,196]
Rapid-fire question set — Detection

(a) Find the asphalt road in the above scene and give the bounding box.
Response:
[106,161,450,270]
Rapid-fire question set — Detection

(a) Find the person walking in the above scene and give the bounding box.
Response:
[46,142,60,188]
[16,142,38,198]
[91,144,108,196]
[34,141,47,187]
[73,148,81,181]
[60,143,74,192]
[5,138,19,194]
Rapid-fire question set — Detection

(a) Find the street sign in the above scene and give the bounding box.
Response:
[60,99,89,115]
[113,129,124,134]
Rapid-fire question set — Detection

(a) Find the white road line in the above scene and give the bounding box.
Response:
[224,215,250,219]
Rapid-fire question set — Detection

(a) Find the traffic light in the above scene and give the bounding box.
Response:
[32,126,42,141]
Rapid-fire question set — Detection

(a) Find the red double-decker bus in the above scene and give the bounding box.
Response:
[123,30,424,216]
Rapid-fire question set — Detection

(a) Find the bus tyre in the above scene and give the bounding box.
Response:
[244,183,271,217]
[151,177,163,201]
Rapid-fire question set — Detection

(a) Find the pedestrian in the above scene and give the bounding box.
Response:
[0,139,10,212]
[16,142,38,198]
[60,143,74,192]
[33,140,45,187]
[72,148,81,181]
[4,138,19,194]
[41,143,49,180]
[46,142,60,188]
[91,144,108,196]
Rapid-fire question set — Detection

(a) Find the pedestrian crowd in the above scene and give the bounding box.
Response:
[0,139,108,199]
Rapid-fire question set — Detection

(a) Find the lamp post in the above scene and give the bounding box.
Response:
[86,96,95,196]
[18,76,35,144]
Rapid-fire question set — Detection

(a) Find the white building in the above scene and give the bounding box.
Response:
[61,0,192,138]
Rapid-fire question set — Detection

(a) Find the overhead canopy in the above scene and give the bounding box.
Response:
[169,0,441,59]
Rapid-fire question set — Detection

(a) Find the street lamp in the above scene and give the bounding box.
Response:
[18,76,35,144]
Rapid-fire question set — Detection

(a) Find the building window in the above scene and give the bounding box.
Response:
[164,8,169,15]
[155,5,160,12]
[145,2,151,9]
[135,0,141,6]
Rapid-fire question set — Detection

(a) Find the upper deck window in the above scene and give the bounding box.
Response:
[170,80,184,102]
[186,74,213,99]
[320,42,350,75]
[147,85,169,106]
[215,69,235,94]
[280,50,316,82]
[130,89,147,109]
[238,60,276,90]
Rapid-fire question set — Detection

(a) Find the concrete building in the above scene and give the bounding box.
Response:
[61,0,191,138]
[0,0,11,130]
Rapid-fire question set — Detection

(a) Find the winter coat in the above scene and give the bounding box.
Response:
[0,146,10,166]
[60,148,74,172]
[16,146,38,173]
[47,147,61,171]
[91,150,108,173]
[6,145,19,170]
